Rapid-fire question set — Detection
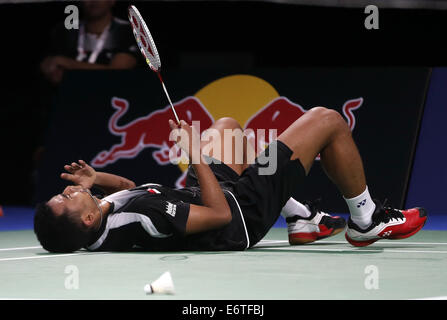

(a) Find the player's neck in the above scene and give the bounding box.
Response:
[94,199,111,230]
[85,13,112,35]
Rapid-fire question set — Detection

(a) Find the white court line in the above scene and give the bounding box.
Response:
[1,239,446,259]
[412,296,447,300]
[0,298,54,300]
[0,246,42,251]
[0,253,84,262]
[319,240,447,246]
[268,247,447,254]
[0,252,108,262]
[258,240,447,246]
[256,240,447,253]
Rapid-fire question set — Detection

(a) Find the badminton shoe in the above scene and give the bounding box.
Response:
[345,199,427,247]
[286,200,346,245]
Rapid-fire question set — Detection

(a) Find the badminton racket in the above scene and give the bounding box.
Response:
[128,5,180,124]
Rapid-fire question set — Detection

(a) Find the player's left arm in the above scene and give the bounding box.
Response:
[61,160,136,195]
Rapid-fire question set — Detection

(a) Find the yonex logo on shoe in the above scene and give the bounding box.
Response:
[357,199,367,208]
[382,230,392,237]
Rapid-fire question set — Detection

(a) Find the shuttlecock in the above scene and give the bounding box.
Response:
[144,271,175,295]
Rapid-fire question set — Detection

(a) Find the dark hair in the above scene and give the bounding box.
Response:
[34,202,91,253]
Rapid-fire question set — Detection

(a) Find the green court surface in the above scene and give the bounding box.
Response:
[0,228,446,300]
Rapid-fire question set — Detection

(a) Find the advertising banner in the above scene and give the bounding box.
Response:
[36,68,429,213]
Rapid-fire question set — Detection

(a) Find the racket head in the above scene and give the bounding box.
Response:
[128,5,161,72]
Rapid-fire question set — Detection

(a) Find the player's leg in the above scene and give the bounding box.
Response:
[278,107,366,198]
[204,117,345,245]
[184,117,244,188]
[277,107,373,227]
[201,117,253,176]
[277,106,427,246]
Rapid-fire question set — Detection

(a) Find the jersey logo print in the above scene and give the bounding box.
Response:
[165,202,177,217]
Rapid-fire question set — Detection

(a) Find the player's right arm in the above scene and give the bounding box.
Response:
[169,120,232,234]
[61,160,136,195]
[186,155,232,234]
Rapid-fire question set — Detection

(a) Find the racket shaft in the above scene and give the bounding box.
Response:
[160,81,180,124]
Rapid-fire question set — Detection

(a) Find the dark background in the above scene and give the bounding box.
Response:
[1,1,446,206]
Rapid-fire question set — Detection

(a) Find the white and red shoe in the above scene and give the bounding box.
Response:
[345,200,427,247]
[287,200,346,245]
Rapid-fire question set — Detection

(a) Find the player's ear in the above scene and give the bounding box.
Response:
[81,211,96,227]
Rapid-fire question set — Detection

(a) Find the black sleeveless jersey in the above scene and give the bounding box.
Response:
[85,183,249,252]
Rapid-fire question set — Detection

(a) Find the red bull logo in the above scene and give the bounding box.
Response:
[91,96,214,168]
[243,96,363,152]
[90,74,363,187]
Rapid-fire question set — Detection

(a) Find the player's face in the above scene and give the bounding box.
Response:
[47,186,93,218]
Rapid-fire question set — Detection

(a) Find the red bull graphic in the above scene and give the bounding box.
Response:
[90,75,363,187]
[91,96,214,168]
[244,96,363,152]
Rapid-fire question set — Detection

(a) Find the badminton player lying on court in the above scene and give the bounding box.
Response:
[34,108,427,253]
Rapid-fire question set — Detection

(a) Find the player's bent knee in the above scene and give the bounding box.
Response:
[308,107,348,133]
[213,117,243,130]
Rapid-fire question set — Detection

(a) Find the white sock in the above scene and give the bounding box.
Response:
[281,197,312,219]
[344,186,375,229]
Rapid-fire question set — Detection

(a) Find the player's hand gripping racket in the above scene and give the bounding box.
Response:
[128,5,180,124]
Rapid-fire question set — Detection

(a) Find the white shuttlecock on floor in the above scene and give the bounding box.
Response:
[144,271,175,295]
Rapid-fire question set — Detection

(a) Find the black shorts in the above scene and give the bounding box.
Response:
[185,140,305,248]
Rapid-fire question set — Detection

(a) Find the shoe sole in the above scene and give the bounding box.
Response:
[289,227,345,245]
[345,215,427,247]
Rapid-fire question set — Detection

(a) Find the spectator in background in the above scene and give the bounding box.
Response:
[33,0,140,204]
[40,0,139,84]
